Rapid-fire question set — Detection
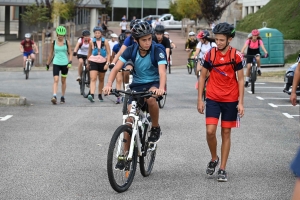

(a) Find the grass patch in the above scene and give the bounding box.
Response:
[0,93,20,98]
[285,51,300,63]
[236,0,300,40]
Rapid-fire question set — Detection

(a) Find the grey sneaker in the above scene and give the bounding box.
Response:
[217,169,228,182]
[206,157,219,175]
[51,96,57,105]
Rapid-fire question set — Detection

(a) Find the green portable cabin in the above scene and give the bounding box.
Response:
[259,27,284,67]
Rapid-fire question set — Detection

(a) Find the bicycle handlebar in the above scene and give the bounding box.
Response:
[109,89,166,98]
[244,54,268,58]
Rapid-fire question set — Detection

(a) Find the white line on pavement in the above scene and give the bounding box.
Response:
[256,96,264,100]
[254,87,283,89]
[0,115,13,121]
[256,97,290,100]
[248,91,282,94]
[255,83,266,84]
[282,113,300,119]
[268,103,299,107]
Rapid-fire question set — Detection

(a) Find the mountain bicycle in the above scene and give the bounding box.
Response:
[244,54,266,94]
[107,89,161,193]
[187,50,196,74]
[79,58,90,98]
[24,54,33,80]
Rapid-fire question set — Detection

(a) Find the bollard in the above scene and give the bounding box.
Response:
[39,41,42,66]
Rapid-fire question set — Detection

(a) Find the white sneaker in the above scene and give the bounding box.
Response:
[76,76,81,81]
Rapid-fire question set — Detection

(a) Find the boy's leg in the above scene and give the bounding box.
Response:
[220,127,231,170]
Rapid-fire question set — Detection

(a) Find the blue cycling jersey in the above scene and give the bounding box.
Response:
[123,35,135,47]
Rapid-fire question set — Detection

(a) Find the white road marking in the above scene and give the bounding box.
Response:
[248,91,282,94]
[0,115,13,121]
[282,113,300,119]
[268,103,278,107]
[268,103,299,107]
[254,87,283,89]
[255,83,266,85]
[256,97,290,100]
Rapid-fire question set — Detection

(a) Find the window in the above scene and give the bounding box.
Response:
[13,6,19,20]
[128,8,141,19]
[158,9,169,15]
[114,7,127,21]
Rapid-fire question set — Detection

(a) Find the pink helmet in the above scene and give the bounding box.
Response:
[251,29,259,36]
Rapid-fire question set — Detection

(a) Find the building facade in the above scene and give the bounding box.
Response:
[111,0,170,21]
[237,0,270,18]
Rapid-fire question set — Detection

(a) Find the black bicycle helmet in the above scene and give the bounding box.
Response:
[131,21,153,39]
[212,22,235,38]
[125,29,131,34]
[130,19,141,29]
[118,33,126,45]
[82,30,90,36]
[154,25,165,34]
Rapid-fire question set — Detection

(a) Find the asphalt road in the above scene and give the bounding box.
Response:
[0,68,299,199]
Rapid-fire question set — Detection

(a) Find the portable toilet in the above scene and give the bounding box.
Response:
[259,26,284,67]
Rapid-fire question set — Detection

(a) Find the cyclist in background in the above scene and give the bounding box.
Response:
[73,30,91,81]
[153,25,170,63]
[103,21,167,144]
[112,33,126,104]
[194,30,217,73]
[164,31,176,65]
[46,26,72,104]
[108,33,118,62]
[240,29,268,87]
[86,26,111,102]
[185,31,198,60]
[197,22,245,182]
[20,33,38,73]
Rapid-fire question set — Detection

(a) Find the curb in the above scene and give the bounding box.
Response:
[0,96,27,106]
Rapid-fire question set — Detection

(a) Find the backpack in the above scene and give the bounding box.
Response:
[78,37,91,49]
[131,41,167,68]
[52,39,69,54]
[207,47,237,71]
[248,39,261,48]
[92,37,106,57]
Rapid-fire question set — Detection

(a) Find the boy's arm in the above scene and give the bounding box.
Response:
[237,68,245,116]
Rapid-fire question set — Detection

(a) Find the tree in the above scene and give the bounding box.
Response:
[20,4,50,30]
[200,0,236,24]
[52,0,82,22]
[99,0,112,16]
[169,0,202,20]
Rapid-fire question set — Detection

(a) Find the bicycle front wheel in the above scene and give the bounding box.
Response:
[25,61,29,80]
[82,69,90,98]
[251,68,256,94]
[140,116,156,177]
[107,125,137,193]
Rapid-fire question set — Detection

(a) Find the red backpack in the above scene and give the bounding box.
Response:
[78,37,91,49]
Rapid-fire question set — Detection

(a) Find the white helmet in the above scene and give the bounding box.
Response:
[189,31,195,36]
[25,33,31,38]
[164,32,169,35]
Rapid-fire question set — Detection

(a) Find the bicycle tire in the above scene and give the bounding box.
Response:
[140,116,156,177]
[187,65,192,74]
[79,72,83,95]
[107,125,137,193]
[251,67,255,94]
[193,60,197,75]
[82,70,90,98]
[158,85,167,109]
[168,62,171,74]
[106,30,114,39]
[25,61,29,80]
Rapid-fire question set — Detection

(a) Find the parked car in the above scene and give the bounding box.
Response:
[283,62,300,95]
[158,14,195,30]
[141,15,161,22]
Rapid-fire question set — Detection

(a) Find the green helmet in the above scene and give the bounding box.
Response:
[56,26,66,35]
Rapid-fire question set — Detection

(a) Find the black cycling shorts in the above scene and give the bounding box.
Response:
[89,61,107,73]
[246,48,260,64]
[77,54,87,60]
[53,64,68,77]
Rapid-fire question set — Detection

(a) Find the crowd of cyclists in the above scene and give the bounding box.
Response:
[19,20,300,189]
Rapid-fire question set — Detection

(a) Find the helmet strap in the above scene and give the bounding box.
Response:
[137,40,150,53]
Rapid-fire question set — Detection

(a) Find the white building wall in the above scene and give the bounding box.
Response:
[111,0,128,7]
[157,0,170,8]
[238,0,270,18]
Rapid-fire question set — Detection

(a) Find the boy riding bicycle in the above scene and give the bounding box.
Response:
[20,33,39,73]
[103,21,167,144]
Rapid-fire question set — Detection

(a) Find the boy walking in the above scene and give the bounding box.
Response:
[197,22,245,182]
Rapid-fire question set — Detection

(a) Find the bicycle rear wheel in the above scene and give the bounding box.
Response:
[140,116,156,177]
[82,69,90,98]
[107,125,137,193]
[168,61,171,74]
[187,64,192,74]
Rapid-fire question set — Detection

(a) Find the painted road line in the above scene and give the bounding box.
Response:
[256,96,290,100]
[256,96,264,100]
[254,87,283,89]
[255,83,266,84]
[0,115,13,121]
[282,113,300,119]
[268,103,299,107]
[248,91,282,94]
